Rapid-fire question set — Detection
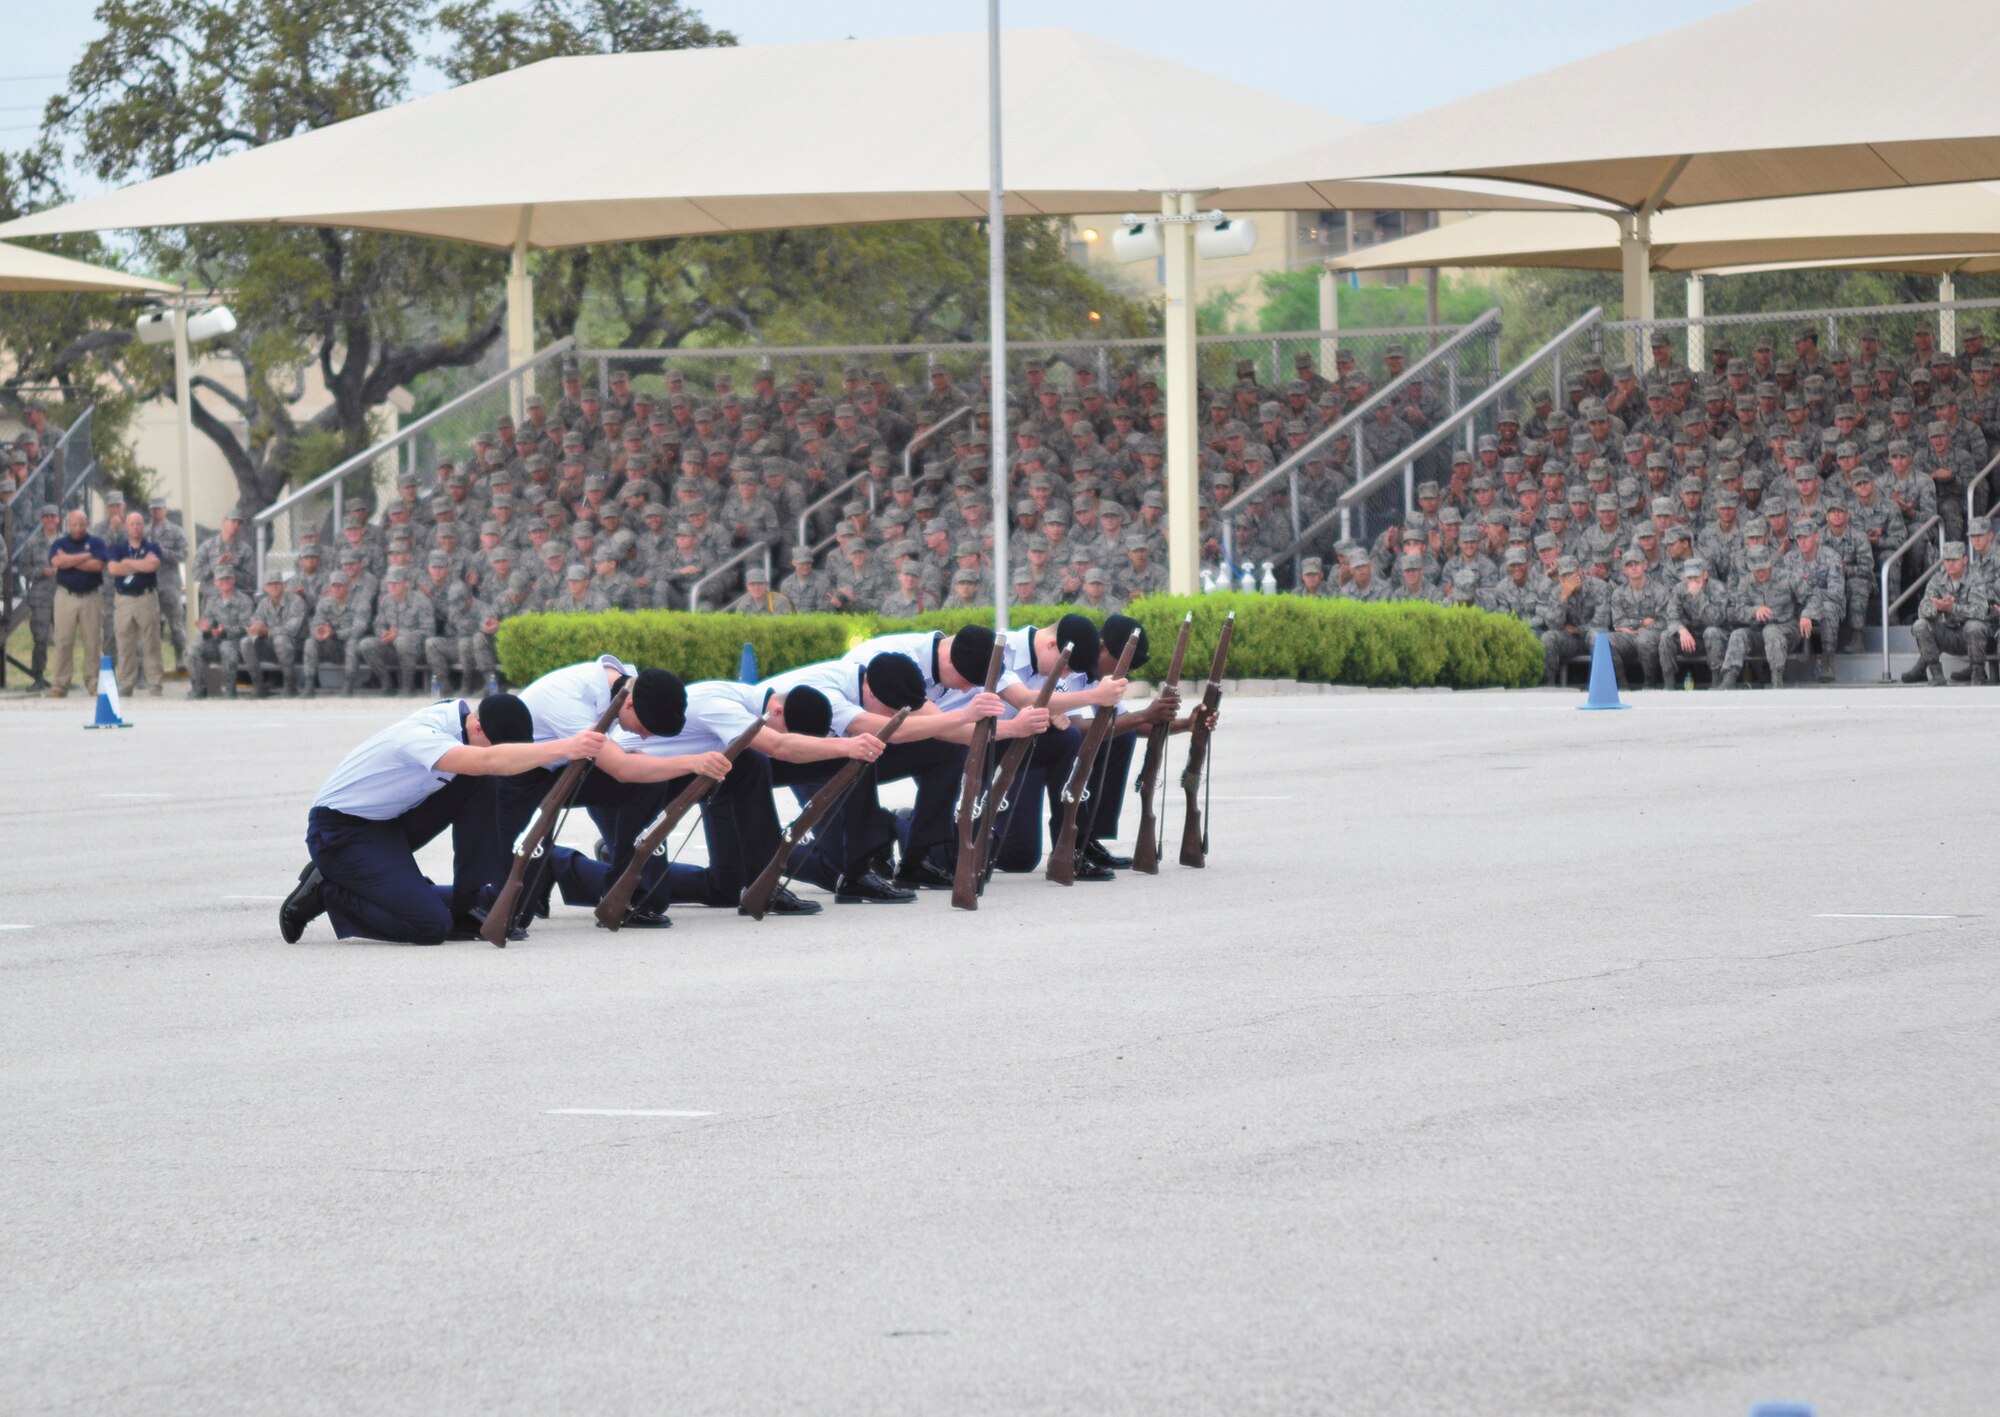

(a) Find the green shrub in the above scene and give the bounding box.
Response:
[496,609,871,685]
[495,594,1545,690]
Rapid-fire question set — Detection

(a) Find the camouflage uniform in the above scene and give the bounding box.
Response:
[189,580,255,698]
[1909,554,1991,684]
[1534,565,1610,684]
[1608,569,1673,687]
[238,581,308,696]
[1660,572,1731,685]
[302,581,367,696]
[358,577,436,695]
[1722,562,1804,686]
[426,572,496,695]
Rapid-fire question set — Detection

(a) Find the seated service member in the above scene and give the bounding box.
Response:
[547,680,889,920]
[280,693,604,945]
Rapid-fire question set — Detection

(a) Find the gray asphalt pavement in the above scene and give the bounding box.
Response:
[3,686,1995,1416]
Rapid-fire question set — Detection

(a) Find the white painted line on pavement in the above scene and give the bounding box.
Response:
[545,1108,716,1118]
[0,923,32,930]
[222,894,287,901]
[1814,912,1966,920]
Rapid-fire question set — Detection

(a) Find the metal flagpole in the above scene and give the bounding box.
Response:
[986,0,1010,632]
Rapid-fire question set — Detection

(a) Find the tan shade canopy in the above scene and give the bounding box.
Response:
[1327,184,2000,276]
[0,240,176,294]
[1219,0,2000,213]
[0,29,1382,250]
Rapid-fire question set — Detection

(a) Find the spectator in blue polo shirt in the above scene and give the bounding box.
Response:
[46,507,108,698]
[106,509,165,697]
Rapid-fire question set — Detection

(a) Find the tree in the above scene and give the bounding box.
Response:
[44,1,508,514]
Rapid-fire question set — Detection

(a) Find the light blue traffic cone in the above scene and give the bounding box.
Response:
[1577,631,1629,711]
[84,654,132,729]
[737,641,758,683]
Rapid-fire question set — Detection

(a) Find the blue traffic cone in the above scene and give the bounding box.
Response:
[737,641,758,683]
[84,654,132,729]
[1577,631,1629,711]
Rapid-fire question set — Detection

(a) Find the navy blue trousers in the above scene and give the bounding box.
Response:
[461,768,665,926]
[305,776,483,944]
[992,725,1083,871]
[772,737,967,885]
[550,752,783,910]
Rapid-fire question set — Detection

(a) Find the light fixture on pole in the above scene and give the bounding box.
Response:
[985,0,1010,630]
[136,298,236,657]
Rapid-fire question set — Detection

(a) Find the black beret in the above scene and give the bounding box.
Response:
[476,692,533,745]
[630,668,688,738]
[781,684,832,739]
[864,652,926,711]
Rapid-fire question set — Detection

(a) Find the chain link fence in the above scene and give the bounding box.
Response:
[1547,296,2000,413]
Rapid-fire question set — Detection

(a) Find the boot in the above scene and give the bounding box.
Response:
[1949,665,1972,684]
[402,666,422,696]
[254,664,272,699]
[1720,667,1742,689]
[282,666,299,698]
[1901,660,1931,684]
[1929,663,1947,686]
[1971,659,1991,687]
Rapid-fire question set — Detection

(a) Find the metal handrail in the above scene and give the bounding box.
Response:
[1963,445,2000,528]
[573,324,1472,365]
[1604,294,2000,335]
[1318,308,1605,552]
[905,403,972,486]
[794,468,877,554]
[253,337,575,582]
[687,540,772,611]
[7,408,97,568]
[1219,310,1502,578]
[1220,309,1501,523]
[1879,514,1944,681]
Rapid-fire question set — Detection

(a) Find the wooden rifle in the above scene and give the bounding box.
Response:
[950,643,1008,911]
[1177,611,1235,868]
[1130,612,1193,875]
[593,718,765,930]
[1047,635,1138,885]
[970,647,1071,888]
[482,686,629,947]
[741,707,911,920]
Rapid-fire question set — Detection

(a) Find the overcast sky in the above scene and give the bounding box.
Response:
[0,0,1746,167]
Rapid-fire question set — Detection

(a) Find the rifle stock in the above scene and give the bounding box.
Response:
[1177,612,1235,869]
[1047,635,1139,885]
[950,644,1008,911]
[482,686,630,947]
[970,646,1070,888]
[741,707,911,920]
[1130,613,1193,875]
[594,718,765,930]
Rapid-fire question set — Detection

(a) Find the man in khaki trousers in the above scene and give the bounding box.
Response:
[106,509,165,696]
[46,507,108,698]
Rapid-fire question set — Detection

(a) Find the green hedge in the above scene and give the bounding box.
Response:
[495,594,1543,690]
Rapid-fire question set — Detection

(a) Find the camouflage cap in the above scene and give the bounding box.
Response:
[384,565,410,584]
[1943,540,1969,560]
[1503,546,1529,566]
[1555,555,1580,575]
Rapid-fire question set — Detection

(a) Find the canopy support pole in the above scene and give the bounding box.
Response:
[1686,274,1706,372]
[172,299,201,657]
[1940,274,1957,355]
[506,207,535,422]
[1318,265,1338,376]
[1163,190,1200,595]
[985,0,1010,630]
[1618,212,1654,368]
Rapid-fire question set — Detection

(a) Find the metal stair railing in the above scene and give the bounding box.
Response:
[794,469,878,562]
[1219,309,1502,578]
[1878,514,1946,682]
[252,338,575,584]
[7,407,100,567]
[1270,309,1605,565]
[687,541,773,612]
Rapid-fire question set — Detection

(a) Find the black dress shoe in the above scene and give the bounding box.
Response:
[834,870,916,904]
[278,863,324,943]
[592,837,612,865]
[866,846,897,879]
[1081,840,1131,871]
[1069,853,1116,883]
[623,907,673,929]
[742,884,822,916]
[893,857,954,891]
